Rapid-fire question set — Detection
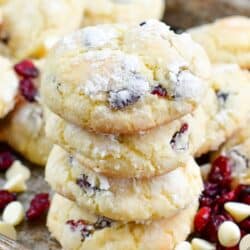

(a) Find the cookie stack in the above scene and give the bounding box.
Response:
[42,20,210,250]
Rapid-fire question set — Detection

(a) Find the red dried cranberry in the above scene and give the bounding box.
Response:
[216,191,236,206]
[14,60,39,78]
[239,218,250,232]
[26,193,50,221]
[199,195,213,207]
[208,156,232,187]
[66,219,88,231]
[66,219,94,239]
[204,214,228,242]
[235,185,250,205]
[19,78,37,102]
[217,245,239,250]
[0,190,16,210]
[203,182,220,197]
[0,151,15,170]
[180,123,189,133]
[151,85,167,97]
[194,207,211,233]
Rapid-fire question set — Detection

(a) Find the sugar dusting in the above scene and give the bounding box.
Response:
[81,50,149,101]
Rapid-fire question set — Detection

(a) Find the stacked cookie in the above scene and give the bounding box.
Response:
[41,20,211,249]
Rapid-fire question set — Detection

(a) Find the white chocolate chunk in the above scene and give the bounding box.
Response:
[192,238,215,250]
[224,202,250,222]
[240,234,250,250]
[3,174,27,193]
[218,221,241,247]
[175,241,192,250]
[6,161,31,181]
[0,221,17,240]
[2,201,24,226]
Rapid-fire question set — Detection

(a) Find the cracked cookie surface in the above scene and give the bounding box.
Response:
[47,194,198,250]
[0,101,52,165]
[45,146,203,221]
[41,20,211,135]
[189,16,250,69]
[45,107,206,178]
[195,64,250,156]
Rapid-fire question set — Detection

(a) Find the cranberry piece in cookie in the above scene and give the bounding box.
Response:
[19,78,37,102]
[14,60,39,78]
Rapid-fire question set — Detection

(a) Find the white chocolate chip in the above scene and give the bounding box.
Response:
[6,161,31,181]
[3,174,27,193]
[191,238,215,250]
[240,234,250,250]
[2,201,24,226]
[224,202,250,222]
[175,241,192,250]
[218,221,241,247]
[0,221,17,240]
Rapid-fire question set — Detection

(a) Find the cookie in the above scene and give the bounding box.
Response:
[45,145,203,222]
[0,100,52,165]
[82,0,165,27]
[195,64,250,157]
[188,16,250,69]
[47,194,198,250]
[214,127,250,185]
[0,0,85,59]
[41,20,211,135]
[45,106,206,178]
[0,55,18,119]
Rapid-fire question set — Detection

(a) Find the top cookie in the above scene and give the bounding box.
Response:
[82,0,165,27]
[0,0,85,59]
[41,20,211,135]
[188,16,250,69]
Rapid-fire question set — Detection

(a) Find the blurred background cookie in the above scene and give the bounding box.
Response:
[82,0,165,27]
[0,0,85,59]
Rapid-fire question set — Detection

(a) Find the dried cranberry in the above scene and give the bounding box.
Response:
[151,85,167,97]
[239,218,250,232]
[0,190,16,210]
[76,174,91,189]
[235,185,250,205]
[194,207,211,233]
[26,193,50,221]
[217,244,239,250]
[19,78,37,102]
[208,156,232,187]
[204,214,228,242]
[199,195,213,207]
[67,219,95,240]
[14,60,39,78]
[108,89,141,110]
[216,191,236,206]
[203,182,220,197]
[67,219,88,231]
[180,123,189,133]
[0,151,15,170]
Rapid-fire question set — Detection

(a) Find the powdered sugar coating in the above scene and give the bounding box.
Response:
[42,20,211,134]
[46,146,203,221]
[48,194,198,250]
